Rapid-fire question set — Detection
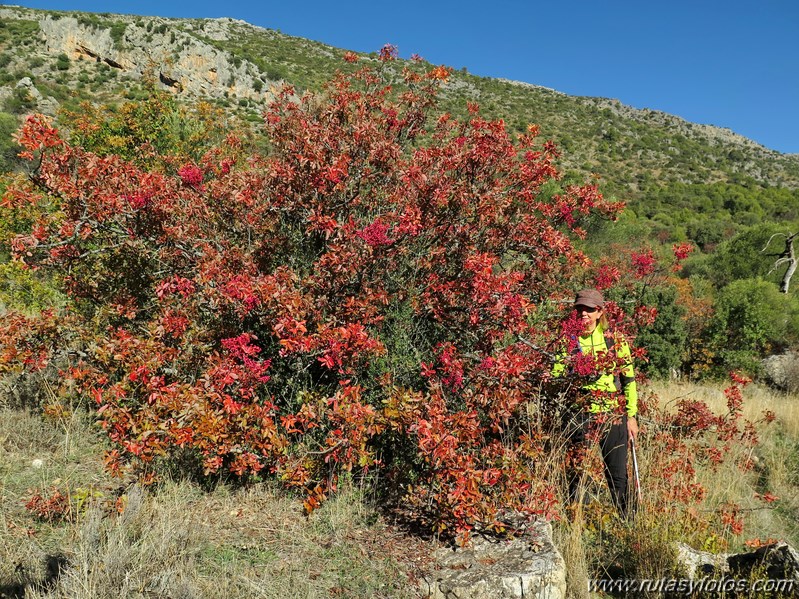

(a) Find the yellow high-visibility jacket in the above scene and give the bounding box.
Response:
[552,325,638,418]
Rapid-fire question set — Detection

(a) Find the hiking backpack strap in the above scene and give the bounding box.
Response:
[602,331,623,393]
[605,331,637,393]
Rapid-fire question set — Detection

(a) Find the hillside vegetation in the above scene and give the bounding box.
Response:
[1,5,798,192]
[0,7,798,599]
[0,6,798,379]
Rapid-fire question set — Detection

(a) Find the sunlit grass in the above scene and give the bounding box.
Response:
[554,380,799,598]
[0,407,421,598]
[649,380,799,547]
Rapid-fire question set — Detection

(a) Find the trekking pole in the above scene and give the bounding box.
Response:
[630,437,642,505]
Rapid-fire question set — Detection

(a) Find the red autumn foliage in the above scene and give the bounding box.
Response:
[177,163,204,187]
[0,60,765,541]
[378,44,399,62]
[744,537,780,549]
[631,373,773,547]
[631,249,657,279]
[25,487,72,522]
[671,242,694,271]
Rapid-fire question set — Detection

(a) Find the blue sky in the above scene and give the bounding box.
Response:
[13,0,799,154]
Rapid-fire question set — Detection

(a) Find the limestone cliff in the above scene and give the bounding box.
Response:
[0,7,270,102]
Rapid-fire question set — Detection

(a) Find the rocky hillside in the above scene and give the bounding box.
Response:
[1,5,798,198]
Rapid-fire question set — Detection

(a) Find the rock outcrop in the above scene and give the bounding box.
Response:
[762,352,799,392]
[15,77,59,115]
[676,543,732,579]
[677,541,799,584]
[420,520,566,599]
[36,14,269,101]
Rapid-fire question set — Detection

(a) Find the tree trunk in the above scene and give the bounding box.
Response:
[781,233,797,294]
[763,232,797,294]
[781,247,797,293]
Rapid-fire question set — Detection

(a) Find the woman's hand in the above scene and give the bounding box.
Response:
[627,416,639,442]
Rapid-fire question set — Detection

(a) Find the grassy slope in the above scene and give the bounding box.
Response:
[0,407,426,598]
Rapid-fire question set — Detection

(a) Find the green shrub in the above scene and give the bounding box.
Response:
[636,285,689,378]
[0,112,21,172]
[110,22,127,45]
[0,261,65,314]
[56,53,70,71]
[705,278,799,375]
[688,222,799,290]
[3,86,36,115]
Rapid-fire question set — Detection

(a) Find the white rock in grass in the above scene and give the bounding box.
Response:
[421,520,566,599]
[31,459,44,469]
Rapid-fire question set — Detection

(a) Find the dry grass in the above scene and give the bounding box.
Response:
[553,380,799,598]
[649,379,799,440]
[20,482,423,598]
[648,380,799,547]
[0,407,426,598]
[4,380,797,598]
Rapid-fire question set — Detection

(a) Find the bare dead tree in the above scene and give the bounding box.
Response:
[762,231,798,293]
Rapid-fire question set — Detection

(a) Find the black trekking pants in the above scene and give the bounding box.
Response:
[566,412,630,516]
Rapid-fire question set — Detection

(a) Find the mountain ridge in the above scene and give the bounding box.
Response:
[496,75,794,157]
[1,4,798,193]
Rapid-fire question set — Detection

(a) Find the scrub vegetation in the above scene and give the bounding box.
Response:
[0,7,797,598]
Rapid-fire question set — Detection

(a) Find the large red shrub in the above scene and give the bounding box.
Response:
[2,62,632,536]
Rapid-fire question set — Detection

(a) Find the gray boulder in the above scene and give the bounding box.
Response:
[13,77,59,115]
[677,541,799,588]
[762,352,799,392]
[676,543,729,579]
[420,520,566,599]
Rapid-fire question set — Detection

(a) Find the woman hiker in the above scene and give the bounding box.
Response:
[553,288,639,517]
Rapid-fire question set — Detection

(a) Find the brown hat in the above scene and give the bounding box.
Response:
[574,288,604,308]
